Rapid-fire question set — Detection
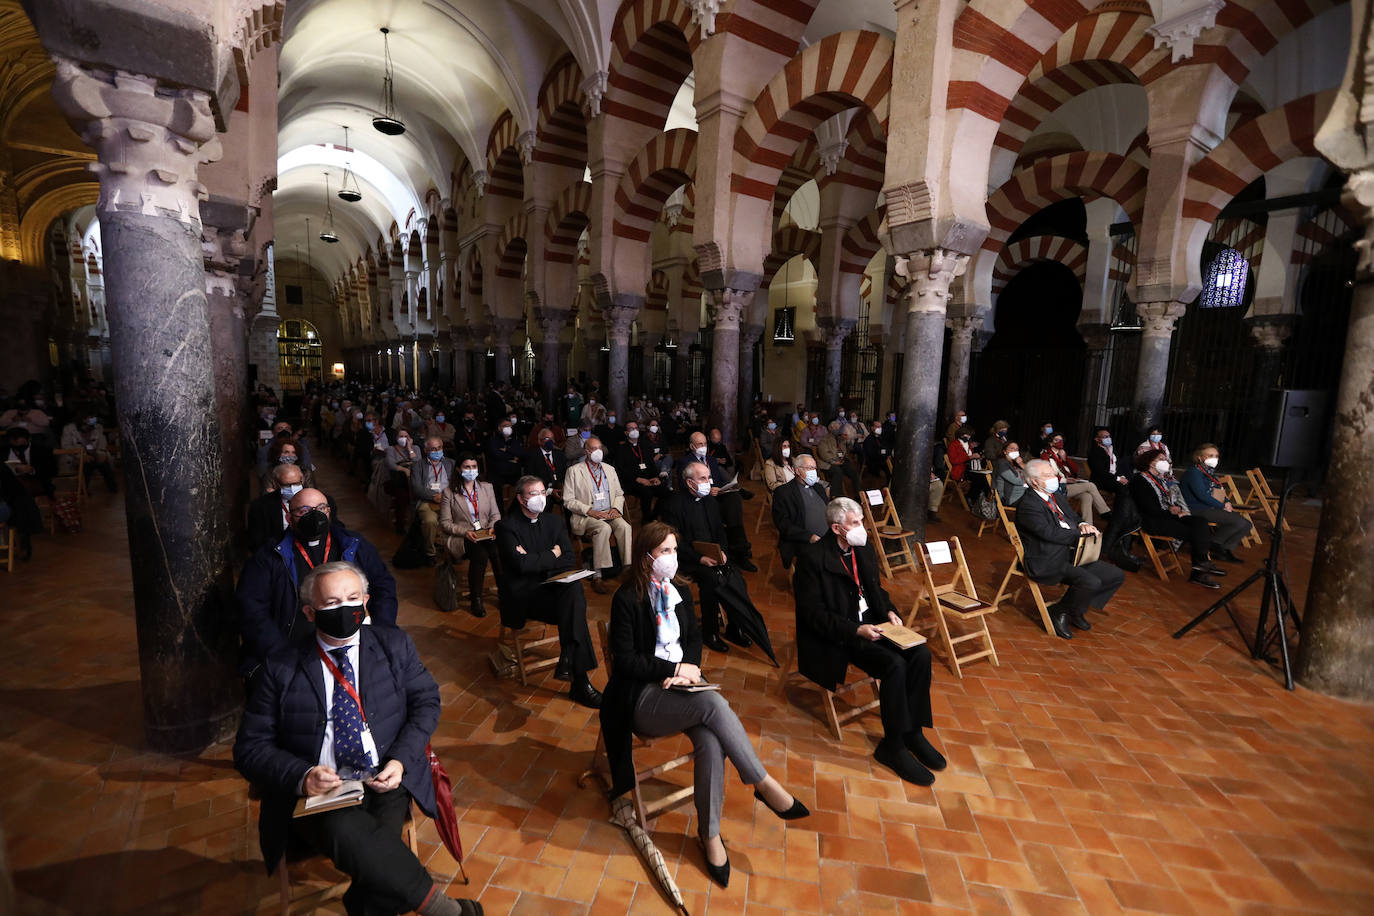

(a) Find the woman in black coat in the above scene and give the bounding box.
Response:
[601,521,809,888]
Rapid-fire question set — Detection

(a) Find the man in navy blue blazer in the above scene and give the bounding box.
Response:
[234,561,481,916]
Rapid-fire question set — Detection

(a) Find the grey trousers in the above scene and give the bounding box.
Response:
[632,684,767,839]
[1193,506,1253,552]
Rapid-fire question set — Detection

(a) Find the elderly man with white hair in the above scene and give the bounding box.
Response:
[1012,458,1126,639]
[791,496,944,787]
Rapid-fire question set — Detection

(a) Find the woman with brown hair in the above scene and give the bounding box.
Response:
[260,437,314,493]
[600,521,809,888]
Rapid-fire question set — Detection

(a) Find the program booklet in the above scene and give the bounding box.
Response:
[543,568,597,585]
[293,779,365,817]
[876,622,927,649]
[692,541,727,565]
[469,528,495,541]
[668,679,721,693]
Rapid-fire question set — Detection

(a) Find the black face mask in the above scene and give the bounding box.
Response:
[314,602,366,639]
[295,508,330,541]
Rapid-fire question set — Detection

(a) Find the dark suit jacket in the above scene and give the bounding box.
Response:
[524,447,568,489]
[245,491,342,554]
[1087,445,1123,490]
[791,533,895,690]
[233,625,440,872]
[600,584,702,797]
[657,490,726,576]
[1128,472,1180,527]
[493,511,576,628]
[771,477,830,568]
[612,440,658,486]
[1012,489,1082,583]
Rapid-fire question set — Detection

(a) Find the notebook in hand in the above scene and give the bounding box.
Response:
[875,622,927,649]
[543,568,598,584]
[293,779,365,817]
[668,679,721,693]
[469,528,495,541]
[692,541,727,565]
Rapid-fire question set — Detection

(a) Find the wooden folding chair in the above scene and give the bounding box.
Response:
[489,624,560,685]
[1139,532,1186,581]
[274,801,422,915]
[1246,468,1291,532]
[976,487,1007,539]
[577,621,695,830]
[990,526,1060,636]
[860,487,917,579]
[750,439,765,481]
[52,447,88,504]
[941,454,970,511]
[0,523,15,573]
[753,486,773,535]
[911,538,998,678]
[1220,474,1262,548]
[775,642,881,741]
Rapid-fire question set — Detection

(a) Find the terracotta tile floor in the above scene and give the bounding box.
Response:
[3,458,1374,915]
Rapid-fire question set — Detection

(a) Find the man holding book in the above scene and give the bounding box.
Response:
[791,497,945,786]
[234,561,483,916]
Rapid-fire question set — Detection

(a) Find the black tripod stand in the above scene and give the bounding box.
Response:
[1172,480,1303,690]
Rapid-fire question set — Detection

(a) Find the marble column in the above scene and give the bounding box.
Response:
[202,217,251,558]
[1131,300,1186,433]
[452,337,470,394]
[1243,314,1298,465]
[538,309,570,409]
[54,60,240,751]
[707,287,752,447]
[604,302,638,419]
[817,316,855,419]
[891,249,968,538]
[738,323,765,431]
[471,324,490,391]
[491,318,517,384]
[673,345,690,396]
[1077,322,1111,445]
[944,315,978,422]
[435,330,452,390]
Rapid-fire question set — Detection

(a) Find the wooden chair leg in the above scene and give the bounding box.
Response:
[1028,582,1056,636]
[1141,535,1169,581]
[821,690,843,741]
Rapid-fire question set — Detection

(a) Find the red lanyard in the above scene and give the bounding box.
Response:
[295,531,332,569]
[543,451,556,473]
[317,644,366,723]
[1146,473,1170,498]
[588,463,604,490]
[430,460,443,481]
[629,443,643,462]
[1046,495,1067,524]
[1200,466,1222,487]
[840,550,864,596]
[464,485,481,519]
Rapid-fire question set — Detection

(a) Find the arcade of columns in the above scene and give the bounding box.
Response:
[5,0,1371,745]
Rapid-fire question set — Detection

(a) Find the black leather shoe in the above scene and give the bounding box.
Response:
[1069,609,1091,631]
[469,599,487,618]
[1216,549,1244,564]
[736,558,759,573]
[700,839,730,888]
[740,489,755,501]
[704,634,730,653]
[423,555,438,567]
[724,625,753,649]
[874,738,935,786]
[1189,571,1220,589]
[1050,611,1073,640]
[1195,561,1227,577]
[570,677,603,709]
[754,788,811,820]
[904,731,947,771]
[1112,550,1143,573]
[554,654,574,682]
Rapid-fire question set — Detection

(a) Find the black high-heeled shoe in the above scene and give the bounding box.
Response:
[753,788,810,820]
[700,837,730,888]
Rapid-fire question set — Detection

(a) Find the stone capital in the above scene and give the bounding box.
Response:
[945,314,980,342]
[1345,170,1374,278]
[1146,0,1224,64]
[1077,321,1112,349]
[896,248,970,315]
[580,70,608,118]
[816,316,857,349]
[517,130,537,166]
[604,304,637,342]
[201,224,248,299]
[707,287,753,328]
[490,317,519,336]
[52,58,221,226]
[537,307,572,337]
[740,323,766,347]
[1136,300,1188,339]
[1245,313,1299,351]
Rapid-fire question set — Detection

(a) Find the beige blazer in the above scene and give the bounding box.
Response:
[563,459,625,532]
[763,458,795,492]
[438,481,501,560]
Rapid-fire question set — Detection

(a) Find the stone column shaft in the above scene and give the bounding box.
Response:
[491,318,517,384]
[892,249,968,538]
[1131,300,1186,432]
[707,288,752,447]
[604,303,638,419]
[944,316,977,421]
[738,323,764,431]
[539,309,571,409]
[54,60,239,751]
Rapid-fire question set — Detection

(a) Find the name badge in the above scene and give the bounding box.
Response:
[638,463,648,471]
[593,492,610,511]
[429,481,441,491]
[857,596,869,619]
[472,520,481,530]
[360,726,379,766]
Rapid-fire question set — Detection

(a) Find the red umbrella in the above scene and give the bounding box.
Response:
[425,744,470,885]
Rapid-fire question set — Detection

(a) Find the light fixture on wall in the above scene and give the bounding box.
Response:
[372,28,406,136]
[319,172,340,244]
[337,126,363,202]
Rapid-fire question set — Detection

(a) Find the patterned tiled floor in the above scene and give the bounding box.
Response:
[3,457,1373,915]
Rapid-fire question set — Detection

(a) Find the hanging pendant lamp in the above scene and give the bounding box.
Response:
[338,126,363,202]
[320,172,340,244]
[372,28,406,136]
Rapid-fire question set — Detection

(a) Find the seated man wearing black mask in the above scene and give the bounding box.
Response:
[237,487,398,679]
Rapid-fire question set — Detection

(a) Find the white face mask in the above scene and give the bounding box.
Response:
[802,469,818,486]
[1042,477,1060,494]
[1154,460,1171,475]
[693,446,707,458]
[608,416,617,424]
[695,480,711,497]
[501,426,512,437]
[1203,457,1219,468]
[397,437,409,447]
[524,493,547,514]
[781,447,791,458]
[1006,450,1019,461]
[627,428,640,441]
[811,417,819,425]
[957,415,966,424]
[649,425,658,434]
[589,448,604,464]
[651,552,678,581]
[844,524,868,547]
[872,427,881,436]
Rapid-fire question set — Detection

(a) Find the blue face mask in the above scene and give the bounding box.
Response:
[428,450,444,461]
[580,430,591,440]
[436,415,445,424]
[1150,433,1163,443]
[279,483,303,501]
[364,421,374,431]
[1101,437,1112,447]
